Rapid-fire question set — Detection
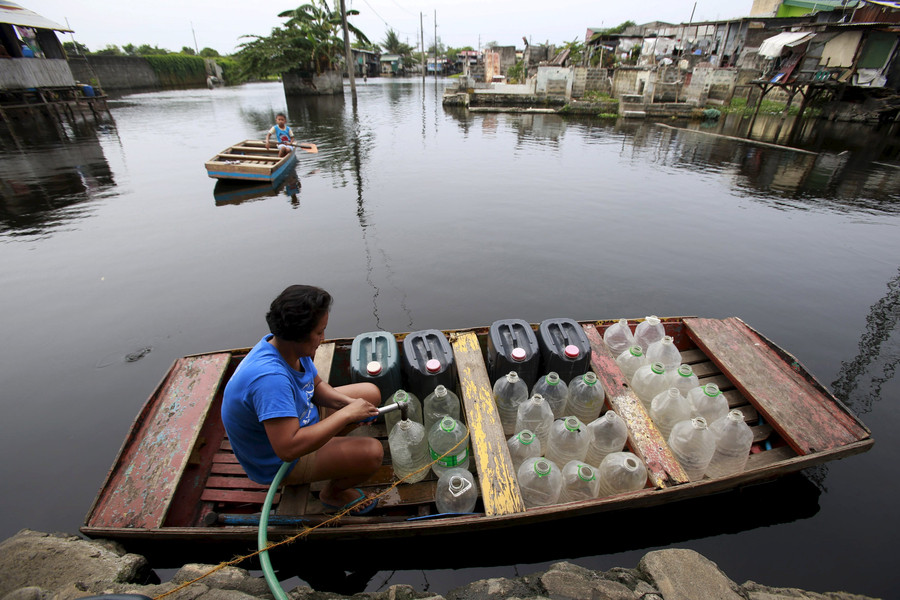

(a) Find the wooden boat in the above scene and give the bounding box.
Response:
[81,317,872,555]
[204,140,296,182]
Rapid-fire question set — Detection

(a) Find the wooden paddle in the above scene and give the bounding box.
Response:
[292,142,318,154]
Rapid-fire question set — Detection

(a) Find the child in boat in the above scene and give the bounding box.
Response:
[265,113,294,157]
[221,285,383,515]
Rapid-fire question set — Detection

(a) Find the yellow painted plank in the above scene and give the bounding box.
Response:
[451,331,526,516]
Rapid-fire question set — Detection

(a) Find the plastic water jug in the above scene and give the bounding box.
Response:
[616,345,648,383]
[646,336,681,372]
[596,452,648,497]
[546,416,590,467]
[423,384,461,432]
[631,362,669,409]
[493,371,529,435]
[668,417,716,481]
[687,383,729,424]
[667,364,699,396]
[559,461,600,503]
[384,389,422,433]
[517,456,562,508]
[566,371,605,424]
[515,394,554,450]
[706,409,753,478]
[649,388,691,442]
[507,429,542,471]
[634,316,665,353]
[435,467,478,514]
[602,319,635,357]
[428,416,470,478]
[402,329,455,400]
[537,318,592,383]
[487,319,540,389]
[585,410,629,467]
[388,418,429,483]
[532,371,569,419]
[350,331,401,405]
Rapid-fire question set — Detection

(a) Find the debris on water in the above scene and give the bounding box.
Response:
[125,346,152,362]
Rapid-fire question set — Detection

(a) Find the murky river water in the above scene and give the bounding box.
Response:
[1,80,898,597]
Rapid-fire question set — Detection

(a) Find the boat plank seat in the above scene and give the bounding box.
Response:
[451,331,526,516]
[583,324,690,487]
[684,317,869,455]
[86,353,231,529]
[216,153,281,162]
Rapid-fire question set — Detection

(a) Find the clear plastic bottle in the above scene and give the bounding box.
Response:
[423,384,461,432]
[646,336,681,372]
[634,316,665,353]
[667,417,716,481]
[706,409,753,478]
[667,364,699,396]
[616,345,648,383]
[493,371,529,436]
[566,372,605,424]
[687,383,729,424]
[507,429,542,471]
[388,418,429,483]
[649,387,691,442]
[532,372,569,419]
[631,362,669,409]
[515,394,554,451]
[435,467,478,513]
[517,456,562,508]
[545,416,590,467]
[384,389,422,433]
[603,319,635,357]
[559,461,600,503]
[585,410,629,467]
[428,416,470,478]
[596,452,648,497]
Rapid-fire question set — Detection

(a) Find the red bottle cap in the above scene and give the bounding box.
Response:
[366,361,382,376]
[426,359,441,373]
[511,347,527,362]
[565,345,580,359]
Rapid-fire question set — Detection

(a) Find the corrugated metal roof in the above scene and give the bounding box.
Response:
[862,0,900,9]
[0,1,72,32]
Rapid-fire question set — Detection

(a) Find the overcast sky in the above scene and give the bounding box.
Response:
[29,0,755,55]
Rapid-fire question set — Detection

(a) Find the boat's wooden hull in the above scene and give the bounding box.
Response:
[204,140,296,182]
[81,317,872,552]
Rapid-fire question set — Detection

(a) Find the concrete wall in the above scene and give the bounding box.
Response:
[611,67,652,98]
[536,66,573,97]
[0,58,75,90]
[684,66,739,102]
[68,56,160,91]
[282,69,343,95]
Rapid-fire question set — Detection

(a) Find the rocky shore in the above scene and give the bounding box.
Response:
[0,530,879,600]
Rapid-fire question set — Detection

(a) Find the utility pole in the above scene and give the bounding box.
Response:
[434,10,438,78]
[191,21,199,54]
[340,0,357,96]
[420,12,426,80]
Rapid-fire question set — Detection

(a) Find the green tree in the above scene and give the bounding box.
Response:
[135,44,170,55]
[122,43,136,56]
[381,29,412,57]
[181,46,196,55]
[560,38,584,65]
[199,47,220,57]
[93,44,123,56]
[62,41,89,55]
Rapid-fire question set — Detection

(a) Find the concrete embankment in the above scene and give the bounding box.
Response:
[0,529,879,600]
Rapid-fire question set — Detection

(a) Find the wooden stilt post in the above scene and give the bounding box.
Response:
[748,82,768,137]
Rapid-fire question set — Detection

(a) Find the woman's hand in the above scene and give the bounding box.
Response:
[341,397,379,424]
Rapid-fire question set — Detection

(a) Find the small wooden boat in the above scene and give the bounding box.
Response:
[205,140,296,182]
[81,317,872,555]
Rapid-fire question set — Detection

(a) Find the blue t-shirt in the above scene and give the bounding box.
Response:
[270,124,292,145]
[222,334,318,483]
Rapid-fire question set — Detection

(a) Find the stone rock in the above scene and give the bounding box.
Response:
[173,565,271,598]
[0,530,150,599]
[445,576,535,600]
[2,587,47,600]
[194,589,261,600]
[741,580,879,600]
[637,549,743,600]
[538,562,633,600]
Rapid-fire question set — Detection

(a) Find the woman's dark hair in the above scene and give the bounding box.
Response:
[266,285,332,342]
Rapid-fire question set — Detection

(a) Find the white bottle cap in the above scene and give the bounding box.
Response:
[565,344,580,359]
[426,358,441,373]
[511,347,527,362]
[366,361,382,376]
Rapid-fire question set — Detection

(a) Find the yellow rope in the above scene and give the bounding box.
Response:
[153,434,468,600]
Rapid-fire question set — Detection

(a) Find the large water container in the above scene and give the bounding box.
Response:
[388,418,429,483]
[545,416,590,467]
[706,409,753,478]
[585,410,629,467]
[435,468,478,513]
[566,371,605,424]
[687,383,729,424]
[646,336,681,372]
[515,394,554,450]
[668,417,716,481]
[402,329,456,400]
[602,319,635,357]
[423,384,461,432]
[507,429,542,471]
[487,319,540,389]
[517,456,562,508]
[596,452,648,497]
[649,388,691,441]
[559,461,600,503]
[537,318,592,383]
[634,316,665,353]
[428,416,470,478]
[384,389,422,433]
[667,364,699,396]
[532,371,569,419]
[350,331,401,404]
[616,345,648,383]
[631,362,669,409]
[493,371,529,435]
